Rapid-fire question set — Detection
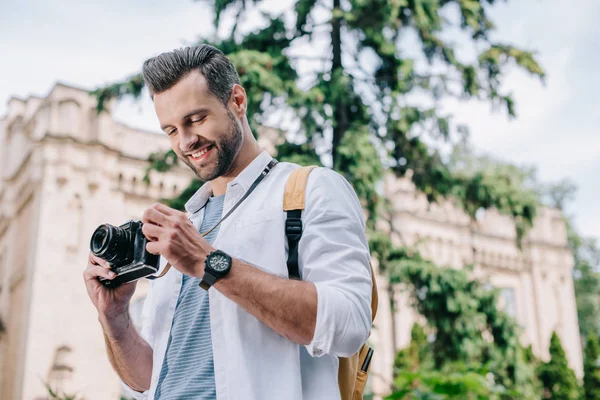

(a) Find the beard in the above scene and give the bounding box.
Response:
[179,111,243,182]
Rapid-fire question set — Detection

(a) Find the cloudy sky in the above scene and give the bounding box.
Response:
[1,0,598,243]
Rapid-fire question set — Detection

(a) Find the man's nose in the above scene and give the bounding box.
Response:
[179,129,199,153]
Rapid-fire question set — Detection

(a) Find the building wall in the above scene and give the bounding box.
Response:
[0,84,194,400]
[0,83,583,399]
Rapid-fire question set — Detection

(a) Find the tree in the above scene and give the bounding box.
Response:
[389,368,508,399]
[584,334,600,400]
[94,0,543,239]
[393,323,432,375]
[543,179,600,340]
[537,332,580,400]
[572,234,600,340]
[390,321,510,399]
[388,251,540,399]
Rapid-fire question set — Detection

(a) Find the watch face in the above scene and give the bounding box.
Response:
[209,254,230,272]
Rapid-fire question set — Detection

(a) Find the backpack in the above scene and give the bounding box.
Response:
[283,166,379,400]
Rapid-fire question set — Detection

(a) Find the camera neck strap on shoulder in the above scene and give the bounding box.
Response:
[147,158,278,281]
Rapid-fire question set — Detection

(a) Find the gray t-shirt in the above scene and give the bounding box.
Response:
[154,195,225,399]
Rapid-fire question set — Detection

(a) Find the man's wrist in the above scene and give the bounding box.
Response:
[194,259,206,279]
[195,246,217,278]
[99,309,132,341]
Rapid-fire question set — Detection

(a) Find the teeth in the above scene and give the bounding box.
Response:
[191,146,210,158]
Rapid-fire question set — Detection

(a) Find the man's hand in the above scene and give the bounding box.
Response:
[84,255,153,393]
[83,253,137,320]
[142,203,214,278]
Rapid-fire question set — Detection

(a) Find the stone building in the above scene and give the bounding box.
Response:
[0,83,194,400]
[0,84,582,399]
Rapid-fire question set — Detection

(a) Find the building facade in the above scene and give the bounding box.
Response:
[0,84,582,399]
[0,83,195,400]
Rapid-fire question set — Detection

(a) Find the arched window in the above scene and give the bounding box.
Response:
[47,345,74,396]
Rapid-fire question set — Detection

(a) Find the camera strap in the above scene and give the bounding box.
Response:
[147,158,279,281]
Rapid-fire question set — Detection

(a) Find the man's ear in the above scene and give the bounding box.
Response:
[230,84,247,117]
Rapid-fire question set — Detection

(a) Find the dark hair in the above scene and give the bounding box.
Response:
[142,44,240,106]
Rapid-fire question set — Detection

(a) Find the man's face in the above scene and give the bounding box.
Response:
[154,70,243,182]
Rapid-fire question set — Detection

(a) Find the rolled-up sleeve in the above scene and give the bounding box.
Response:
[121,382,149,400]
[299,168,373,358]
[119,281,156,400]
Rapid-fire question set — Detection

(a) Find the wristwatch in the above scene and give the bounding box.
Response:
[199,249,232,290]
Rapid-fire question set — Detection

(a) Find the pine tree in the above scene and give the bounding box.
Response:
[584,334,600,400]
[538,332,580,400]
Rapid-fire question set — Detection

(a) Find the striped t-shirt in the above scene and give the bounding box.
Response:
[154,194,225,399]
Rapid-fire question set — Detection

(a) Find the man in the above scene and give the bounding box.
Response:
[83,44,373,400]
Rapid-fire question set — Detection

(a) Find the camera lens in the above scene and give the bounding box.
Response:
[91,228,108,253]
[90,224,131,264]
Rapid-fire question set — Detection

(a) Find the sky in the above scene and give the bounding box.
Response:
[0,0,598,243]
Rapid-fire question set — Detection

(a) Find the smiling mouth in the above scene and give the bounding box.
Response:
[189,145,215,161]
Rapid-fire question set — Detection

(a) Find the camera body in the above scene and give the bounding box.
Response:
[90,220,160,288]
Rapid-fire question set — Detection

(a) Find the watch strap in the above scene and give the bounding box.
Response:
[199,271,218,290]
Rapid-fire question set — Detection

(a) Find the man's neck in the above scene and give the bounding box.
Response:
[210,144,262,196]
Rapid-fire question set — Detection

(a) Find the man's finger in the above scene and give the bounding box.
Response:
[142,207,170,227]
[84,265,116,281]
[141,223,162,241]
[152,203,177,216]
[89,253,111,269]
[146,241,161,255]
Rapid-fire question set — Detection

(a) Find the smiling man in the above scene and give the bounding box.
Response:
[83,44,373,400]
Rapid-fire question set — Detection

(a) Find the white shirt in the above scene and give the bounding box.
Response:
[122,151,373,400]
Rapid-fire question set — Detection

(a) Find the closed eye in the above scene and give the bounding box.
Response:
[190,116,206,124]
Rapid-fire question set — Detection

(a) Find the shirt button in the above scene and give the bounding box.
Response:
[314,348,323,356]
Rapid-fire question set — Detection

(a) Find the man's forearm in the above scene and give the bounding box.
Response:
[100,311,153,392]
[214,259,317,345]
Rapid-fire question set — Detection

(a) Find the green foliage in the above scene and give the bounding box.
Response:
[93,0,545,244]
[449,140,539,246]
[384,248,540,399]
[46,384,80,400]
[568,223,600,340]
[394,323,433,375]
[143,150,179,184]
[537,332,580,400]
[584,334,600,400]
[388,367,508,400]
[543,179,600,340]
[92,73,144,114]
[163,178,203,211]
[275,141,322,167]
[572,234,600,340]
[391,323,509,399]
[335,127,383,228]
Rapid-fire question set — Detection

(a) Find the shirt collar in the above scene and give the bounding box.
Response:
[184,150,273,214]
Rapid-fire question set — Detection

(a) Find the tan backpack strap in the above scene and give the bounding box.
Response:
[283,166,318,211]
[283,166,318,279]
[369,261,378,320]
[283,165,379,320]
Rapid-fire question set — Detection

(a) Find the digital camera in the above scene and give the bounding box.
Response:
[90,220,160,288]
